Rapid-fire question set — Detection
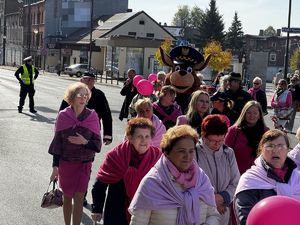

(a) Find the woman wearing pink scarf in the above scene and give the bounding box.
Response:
[48,82,102,225]
[234,129,300,225]
[129,125,219,225]
[247,77,268,115]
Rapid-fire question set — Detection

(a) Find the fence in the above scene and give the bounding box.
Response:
[97,70,126,85]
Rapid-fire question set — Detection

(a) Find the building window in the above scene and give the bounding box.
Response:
[128,32,136,36]
[271,42,276,48]
[146,33,154,38]
[249,39,255,47]
[269,53,276,61]
[139,20,145,25]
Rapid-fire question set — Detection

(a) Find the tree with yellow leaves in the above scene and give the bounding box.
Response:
[203,41,232,73]
[290,48,300,72]
[155,37,172,66]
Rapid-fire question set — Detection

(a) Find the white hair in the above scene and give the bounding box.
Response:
[253,76,262,84]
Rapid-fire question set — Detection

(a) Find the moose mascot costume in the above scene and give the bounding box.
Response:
[160,44,210,113]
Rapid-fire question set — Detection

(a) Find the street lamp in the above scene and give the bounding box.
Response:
[284,0,292,79]
[2,35,6,65]
[242,54,246,78]
[88,0,94,71]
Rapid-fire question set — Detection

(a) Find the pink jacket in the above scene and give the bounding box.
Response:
[271,90,292,109]
[224,125,269,174]
[151,114,166,148]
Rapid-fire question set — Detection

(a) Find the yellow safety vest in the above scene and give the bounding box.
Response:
[21,64,35,85]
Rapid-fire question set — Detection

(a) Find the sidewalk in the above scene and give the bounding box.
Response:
[265,82,275,109]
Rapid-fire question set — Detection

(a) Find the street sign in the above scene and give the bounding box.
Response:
[281,27,300,33]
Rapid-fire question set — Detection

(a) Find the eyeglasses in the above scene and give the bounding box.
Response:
[264,144,288,151]
[76,93,88,99]
[197,100,210,104]
[205,137,224,145]
[137,108,152,114]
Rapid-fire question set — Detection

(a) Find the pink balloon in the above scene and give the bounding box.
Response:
[136,79,153,96]
[246,196,300,225]
[133,75,143,87]
[148,73,157,82]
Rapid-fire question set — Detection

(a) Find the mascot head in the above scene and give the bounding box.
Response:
[160,45,210,94]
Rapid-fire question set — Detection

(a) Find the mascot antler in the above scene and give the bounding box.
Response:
[159,47,174,67]
[194,54,211,71]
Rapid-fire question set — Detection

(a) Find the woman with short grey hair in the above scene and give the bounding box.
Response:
[247,76,268,114]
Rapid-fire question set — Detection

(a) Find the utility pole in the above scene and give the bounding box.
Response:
[2,11,6,65]
[88,0,94,71]
[284,0,292,79]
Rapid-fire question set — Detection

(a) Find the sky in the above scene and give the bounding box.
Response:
[128,0,300,36]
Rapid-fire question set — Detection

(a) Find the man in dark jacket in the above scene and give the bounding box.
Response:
[119,68,137,121]
[59,72,113,145]
[15,56,39,113]
[225,72,252,114]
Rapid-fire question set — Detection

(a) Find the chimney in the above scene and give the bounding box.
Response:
[276,29,281,36]
[259,29,264,36]
[164,22,167,26]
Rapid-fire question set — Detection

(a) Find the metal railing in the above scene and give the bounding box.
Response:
[97,70,126,85]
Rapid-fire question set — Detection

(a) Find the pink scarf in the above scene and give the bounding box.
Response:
[129,155,215,225]
[166,157,197,189]
[235,156,300,201]
[55,106,100,135]
[273,167,288,181]
[96,140,162,199]
[247,87,260,100]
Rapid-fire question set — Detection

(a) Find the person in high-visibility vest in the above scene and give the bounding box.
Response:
[14,56,39,113]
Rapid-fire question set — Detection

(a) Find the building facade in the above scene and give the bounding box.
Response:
[244,31,300,82]
[44,0,129,70]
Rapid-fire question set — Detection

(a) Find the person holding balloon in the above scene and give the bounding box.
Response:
[234,129,300,225]
[119,69,137,121]
[128,77,158,118]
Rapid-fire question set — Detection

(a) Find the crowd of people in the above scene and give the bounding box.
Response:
[43,65,300,225]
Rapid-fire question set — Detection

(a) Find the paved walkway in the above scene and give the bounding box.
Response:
[265,82,275,109]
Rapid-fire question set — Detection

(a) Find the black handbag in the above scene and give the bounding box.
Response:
[41,180,63,209]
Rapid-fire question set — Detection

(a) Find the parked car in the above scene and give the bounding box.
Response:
[65,64,97,77]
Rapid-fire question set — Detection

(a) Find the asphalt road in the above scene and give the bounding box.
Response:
[0,70,126,225]
[0,69,299,225]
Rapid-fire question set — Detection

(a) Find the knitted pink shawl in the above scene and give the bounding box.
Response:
[55,106,100,135]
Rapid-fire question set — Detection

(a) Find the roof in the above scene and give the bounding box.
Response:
[76,11,175,44]
[163,26,184,37]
